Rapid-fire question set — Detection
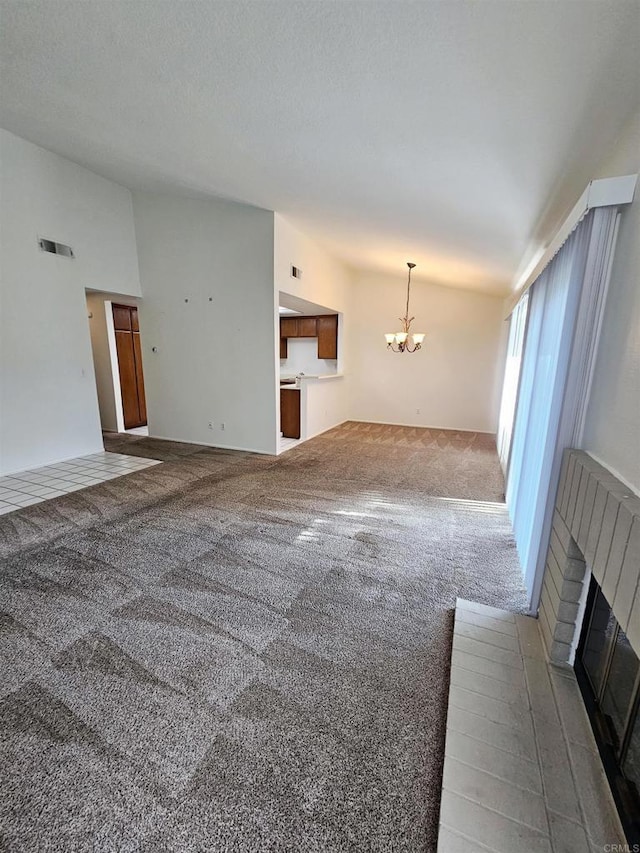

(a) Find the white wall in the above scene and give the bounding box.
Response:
[300,378,347,441]
[347,271,508,432]
[0,130,141,474]
[133,193,277,454]
[275,214,351,315]
[582,111,640,494]
[280,337,337,377]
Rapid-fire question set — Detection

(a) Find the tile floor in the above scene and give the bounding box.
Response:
[0,451,161,515]
[125,426,149,436]
[438,598,625,853]
[279,435,303,453]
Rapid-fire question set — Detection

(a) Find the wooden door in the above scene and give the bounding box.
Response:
[113,304,147,429]
[317,315,338,359]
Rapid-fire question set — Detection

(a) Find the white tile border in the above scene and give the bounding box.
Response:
[0,451,161,516]
[438,598,626,853]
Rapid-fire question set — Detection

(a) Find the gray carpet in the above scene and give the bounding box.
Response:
[0,422,527,852]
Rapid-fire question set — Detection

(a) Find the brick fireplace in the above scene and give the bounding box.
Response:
[539,449,640,663]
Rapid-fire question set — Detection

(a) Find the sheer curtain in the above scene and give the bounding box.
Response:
[504,206,621,608]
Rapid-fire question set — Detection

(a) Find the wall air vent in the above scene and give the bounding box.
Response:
[291,265,302,279]
[38,237,75,258]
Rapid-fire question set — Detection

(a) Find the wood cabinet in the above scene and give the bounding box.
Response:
[280,388,301,438]
[279,316,317,338]
[317,314,339,359]
[279,313,338,360]
[298,317,317,337]
[280,317,299,338]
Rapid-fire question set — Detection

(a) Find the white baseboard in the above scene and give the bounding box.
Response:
[143,433,277,456]
[346,419,496,436]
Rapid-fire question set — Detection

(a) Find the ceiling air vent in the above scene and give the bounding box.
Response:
[291,265,302,279]
[38,237,75,258]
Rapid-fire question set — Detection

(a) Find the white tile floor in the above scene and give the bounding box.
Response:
[438,598,625,852]
[279,436,303,453]
[0,452,161,515]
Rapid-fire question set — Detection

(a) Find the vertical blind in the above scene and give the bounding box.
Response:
[504,206,621,607]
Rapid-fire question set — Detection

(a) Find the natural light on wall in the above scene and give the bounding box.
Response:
[497,292,529,475]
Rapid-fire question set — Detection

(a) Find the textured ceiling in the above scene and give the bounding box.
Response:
[1,1,638,295]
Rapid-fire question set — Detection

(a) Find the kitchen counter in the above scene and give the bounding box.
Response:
[280,373,344,385]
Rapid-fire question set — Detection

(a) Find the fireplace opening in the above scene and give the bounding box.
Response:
[576,575,640,844]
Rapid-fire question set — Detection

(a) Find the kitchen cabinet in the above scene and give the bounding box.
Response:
[279,316,317,338]
[280,317,299,338]
[280,388,301,439]
[298,317,317,337]
[317,314,339,359]
[279,313,339,360]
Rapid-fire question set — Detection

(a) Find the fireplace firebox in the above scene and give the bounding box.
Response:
[576,575,640,844]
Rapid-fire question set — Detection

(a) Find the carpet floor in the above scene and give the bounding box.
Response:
[0,422,527,852]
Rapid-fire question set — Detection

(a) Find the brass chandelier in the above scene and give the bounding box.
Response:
[385,262,425,353]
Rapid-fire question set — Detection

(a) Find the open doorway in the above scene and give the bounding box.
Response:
[111,303,147,432]
[86,291,149,437]
[277,292,344,454]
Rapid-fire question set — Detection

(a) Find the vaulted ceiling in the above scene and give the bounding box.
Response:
[1,1,638,295]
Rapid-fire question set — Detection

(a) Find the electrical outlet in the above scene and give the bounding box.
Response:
[416,408,421,415]
[208,422,213,430]
[221,422,226,431]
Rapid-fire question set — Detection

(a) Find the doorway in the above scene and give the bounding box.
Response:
[85,292,149,437]
[112,304,147,430]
